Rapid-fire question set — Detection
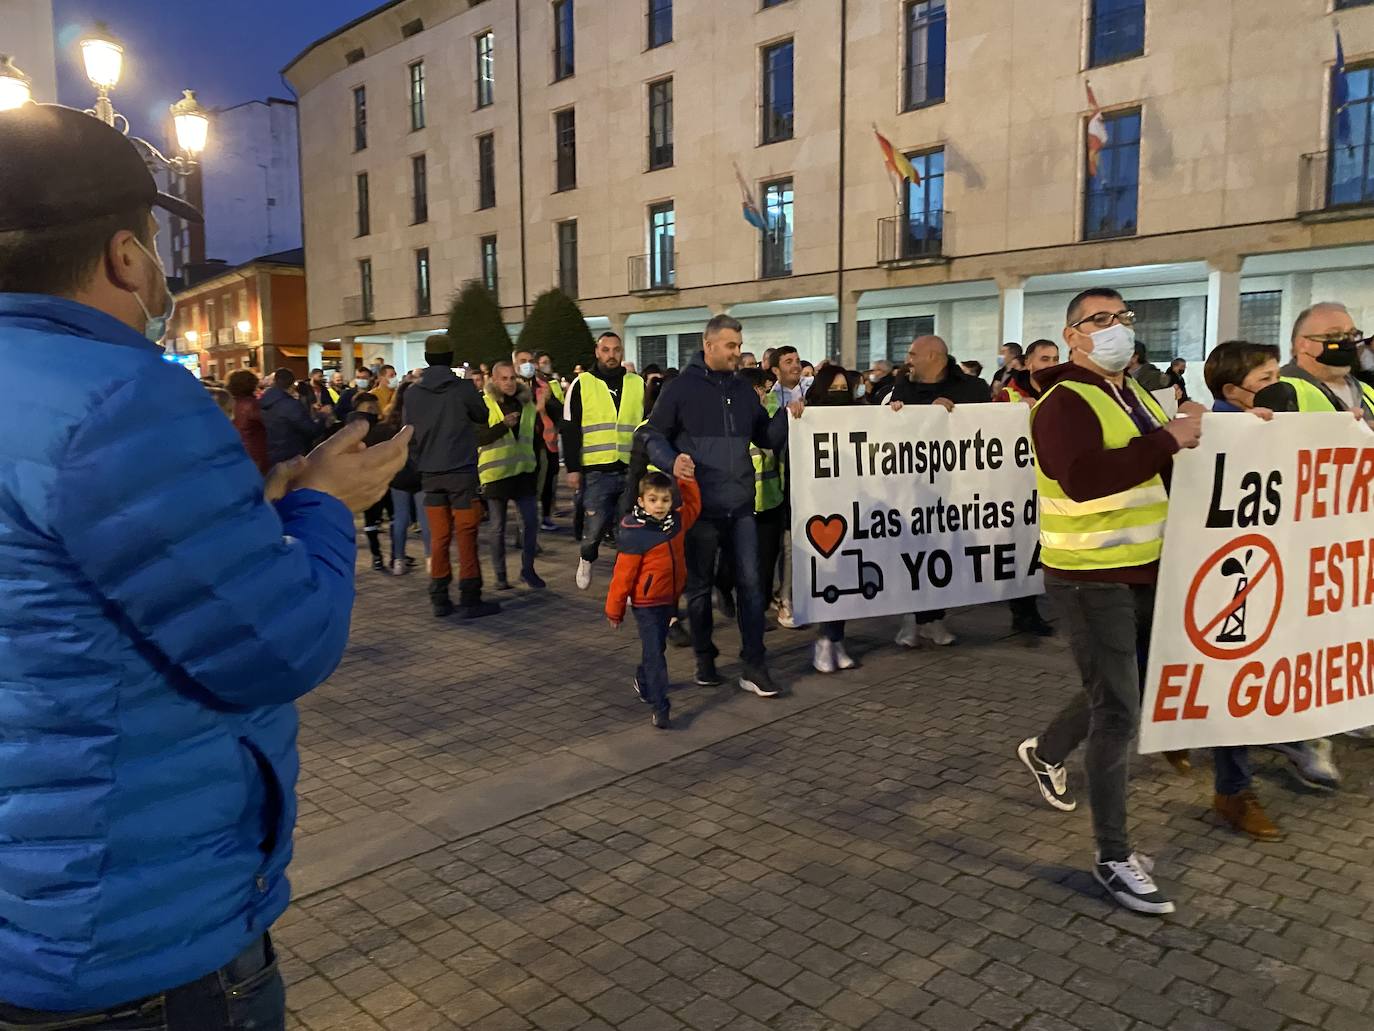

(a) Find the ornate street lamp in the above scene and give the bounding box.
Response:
[0,55,32,111]
[78,23,208,178]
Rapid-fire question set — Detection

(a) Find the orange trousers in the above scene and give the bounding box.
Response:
[425,502,482,581]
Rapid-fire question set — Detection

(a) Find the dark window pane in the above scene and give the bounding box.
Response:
[481,236,499,299]
[478,134,496,209]
[412,155,428,224]
[899,149,944,258]
[476,32,494,108]
[1089,0,1145,68]
[1082,108,1141,240]
[409,62,426,130]
[359,259,374,320]
[1239,291,1282,347]
[648,79,674,170]
[1132,298,1180,361]
[558,221,579,297]
[353,86,367,150]
[555,109,577,191]
[356,173,370,237]
[885,316,935,362]
[648,0,672,48]
[415,248,431,316]
[554,0,575,80]
[761,179,793,277]
[762,40,794,143]
[903,2,946,110]
[649,203,675,288]
[638,334,668,370]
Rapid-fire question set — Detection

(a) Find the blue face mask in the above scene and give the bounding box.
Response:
[131,238,175,343]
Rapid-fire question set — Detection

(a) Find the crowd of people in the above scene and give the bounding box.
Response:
[6,98,1374,1029]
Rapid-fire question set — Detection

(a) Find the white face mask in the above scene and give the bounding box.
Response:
[799,375,815,394]
[518,361,536,379]
[131,238,174,343]
[1084,323,1135,373]
[354,378,369,389]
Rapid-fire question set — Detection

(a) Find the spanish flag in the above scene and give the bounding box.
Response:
[1085,81,1109,178]
[873,125,920,197]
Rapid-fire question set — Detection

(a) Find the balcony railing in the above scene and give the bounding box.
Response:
[877,211,946,264]
[1299,148,1374,215]
[628,250,676,293]
[342,294,373,324]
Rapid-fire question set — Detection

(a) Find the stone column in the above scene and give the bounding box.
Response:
[997,275,1027,346]
[1204,257,1242,354]
[838,290,861,369]
[1279,272,1314,349]
[338,336,356,378]
[308,342,324,372]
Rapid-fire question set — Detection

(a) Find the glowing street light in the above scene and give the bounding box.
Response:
[0,55,32,111]
[171,90,209,157]
[79,26,124,92]
[235,320,252,336]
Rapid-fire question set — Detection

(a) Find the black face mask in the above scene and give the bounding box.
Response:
[1318,343,1360,368]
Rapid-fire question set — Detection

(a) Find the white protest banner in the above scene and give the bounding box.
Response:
[1140,412,1374,752]
[788,404,1042,625]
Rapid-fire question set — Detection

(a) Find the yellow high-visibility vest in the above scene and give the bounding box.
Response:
[577,372,645,466]
[1032,378,1170,572]
[479,394,537,484]
[1280,375,1374,417]
[751,391,784,512]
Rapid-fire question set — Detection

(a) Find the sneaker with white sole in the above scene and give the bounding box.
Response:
[776,604,798,629]
[812,639,836,674]
[1093,852,1175,915]
[832,642,857,670]
[1269,739,1340,791]
[894,613,919,648]
[575,558,593,591]
[1017,737,1076,812]
[740,665,782,698]
[390,559,409,576]
[918,619,957,646]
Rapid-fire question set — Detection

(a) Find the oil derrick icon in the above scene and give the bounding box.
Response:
[1216,549,1253,644]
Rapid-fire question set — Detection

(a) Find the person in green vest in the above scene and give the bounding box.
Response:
[527,349,565,530]
[1254,301,1374,424]
[1014,287,1204,917]
[478,360,549,590]
[562,332,646,590]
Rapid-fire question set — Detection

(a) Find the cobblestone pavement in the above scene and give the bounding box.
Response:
[277,518,1374,1030]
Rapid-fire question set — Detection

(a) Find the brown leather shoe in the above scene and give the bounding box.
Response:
[1164,749,1192,774]
[1213,791,1284,841]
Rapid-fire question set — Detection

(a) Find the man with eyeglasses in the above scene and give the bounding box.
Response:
[1015,287,1206,917]
[1254,302,1374,424]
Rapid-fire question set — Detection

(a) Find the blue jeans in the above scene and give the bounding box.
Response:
[0,936,284,1031]
[491,492,538,580]
[389,488,431,562]
[632,604,674,714]
[685,514,766,667]
[580,469,625,562]
[1214,747,1253,795]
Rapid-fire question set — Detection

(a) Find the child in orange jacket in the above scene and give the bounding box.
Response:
[605,471,702,728]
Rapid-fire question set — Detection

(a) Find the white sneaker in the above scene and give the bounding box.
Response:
[776,603,797,629]
[390,559,408,576]
[575,558,593,591]
[813,638,836,674]
[894,613,919,648]
[832,642,857,670]
[1092,852,1175,915]
[919,619,957,647]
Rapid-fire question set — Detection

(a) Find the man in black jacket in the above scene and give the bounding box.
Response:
[260,367,327,465]
[644,315,800,697]
[404,337,500,619]
[888,334,991,648]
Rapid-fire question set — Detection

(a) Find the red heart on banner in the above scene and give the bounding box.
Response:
[806,514,847,559]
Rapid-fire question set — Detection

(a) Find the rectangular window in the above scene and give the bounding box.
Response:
[1089,0,1146,68]
[476,31,495,107]
[648,0,672,48]
[638,334,668,370]
[355,172,370,237]
[1132,298,1180,361]
[1239,291,1283,347]
[649,202,675,289]
[761,40,794,144]
[899,149,944,258]
[554,108,577,191]
[903,2,946,110]
[557,220,579,297]
[352,86,367,151]
[477,133,496,209]
[677,332,702,365]
[1329,62,1374,208]
[359,259,374,320]
[553,0,575,81]
[648,78,674,170]
[761,178,794,277]
[409,61,426,130]
[1083,108,1141,240]
[411,154,428,224]
[856,320,872,371]
[415,248,431,316]
[886,316,934,362]
[481,235,499,298]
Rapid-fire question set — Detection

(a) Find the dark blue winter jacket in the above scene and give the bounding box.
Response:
[0,295,357,1010]
[644,352,789,519]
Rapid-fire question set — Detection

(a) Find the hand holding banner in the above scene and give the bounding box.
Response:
[1140,411,1374,752]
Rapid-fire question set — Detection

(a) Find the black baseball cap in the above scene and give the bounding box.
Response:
[0,103,203,232]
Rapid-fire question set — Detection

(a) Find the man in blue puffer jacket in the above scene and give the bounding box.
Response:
[643,314,801,698]
[0,105,408,1028]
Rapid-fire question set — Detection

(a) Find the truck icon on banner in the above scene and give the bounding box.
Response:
[811,548,883,605]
